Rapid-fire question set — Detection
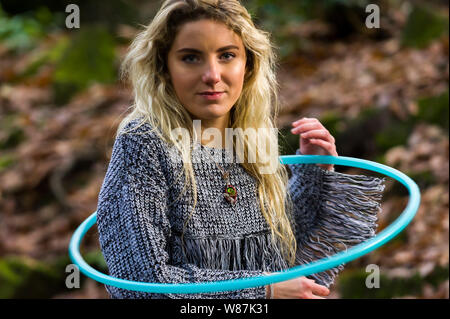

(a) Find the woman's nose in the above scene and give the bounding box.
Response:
[202,59,221,84]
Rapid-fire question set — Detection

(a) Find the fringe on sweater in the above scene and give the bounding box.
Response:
[170,231,290,273]
[291,165,386,287]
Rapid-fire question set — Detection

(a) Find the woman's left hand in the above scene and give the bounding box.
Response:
[290,117,338,171]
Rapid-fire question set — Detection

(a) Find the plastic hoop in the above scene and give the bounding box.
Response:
[69,155,420,293]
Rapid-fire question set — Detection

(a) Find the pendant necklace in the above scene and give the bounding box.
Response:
[203,147,238,205]
[217,164,238,205]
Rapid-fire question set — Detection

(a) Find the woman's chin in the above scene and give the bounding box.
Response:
[194,107,232,121]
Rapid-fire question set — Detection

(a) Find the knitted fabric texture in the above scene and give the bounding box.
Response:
[96,119,386,299]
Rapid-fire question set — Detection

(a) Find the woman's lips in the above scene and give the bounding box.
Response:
[198,92,224,100]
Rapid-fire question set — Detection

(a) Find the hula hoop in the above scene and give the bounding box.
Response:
[69,155,420,293]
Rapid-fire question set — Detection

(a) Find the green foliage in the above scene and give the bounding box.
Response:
[426,265,450,288]
[17,35,70,81]
[320,110,344,139]
[0,252,108,298]
[298,91,448,165]
[374,90,449,154]
[0,154,15,173]
[375,119,415,152]
[52,25,117,104]
[0,256,62,298]
[0,115,25,150]
[330,107,386,159]
[83,250,108,273]
[0,5,62,52]
[0,127,25,150]
[385,169,433,198]
[415,90,449,131]
[408,170,437,191]
[388,228,409,246]
[402,4,449,49]
[0,11,43,51]
[338,264,449,298]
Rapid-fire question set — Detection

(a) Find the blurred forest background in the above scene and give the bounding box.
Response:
[0,0,448,299]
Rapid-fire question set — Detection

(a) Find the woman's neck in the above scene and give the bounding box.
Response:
[197,113,231,149]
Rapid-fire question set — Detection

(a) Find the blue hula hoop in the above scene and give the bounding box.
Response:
[68,155,421,293]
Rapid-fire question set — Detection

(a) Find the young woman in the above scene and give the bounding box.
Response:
[96,0,385,299]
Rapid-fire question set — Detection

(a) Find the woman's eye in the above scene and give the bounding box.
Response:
[182,55,198,63]
[182,52,236,63]
[221,52,236,60]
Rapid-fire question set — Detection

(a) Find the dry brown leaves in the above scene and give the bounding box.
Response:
[277,32,448,126]
[363,123,449,295]
[0,82,132,259]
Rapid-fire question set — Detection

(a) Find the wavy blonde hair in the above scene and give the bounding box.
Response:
[118,0,297,267]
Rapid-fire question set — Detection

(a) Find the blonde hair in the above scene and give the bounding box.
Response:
[118,0,297,267]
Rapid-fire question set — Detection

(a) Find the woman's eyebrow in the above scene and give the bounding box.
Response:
[176,45,239,53]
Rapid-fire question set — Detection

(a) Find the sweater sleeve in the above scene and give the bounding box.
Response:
[287,149,385,287]
[96,131,267,299]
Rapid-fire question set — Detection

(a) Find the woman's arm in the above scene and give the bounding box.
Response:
[288,117,385,287]
[287,149,385,287]
[97,131,267,299]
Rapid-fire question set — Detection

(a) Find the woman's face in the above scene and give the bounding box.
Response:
[167,19,247,123]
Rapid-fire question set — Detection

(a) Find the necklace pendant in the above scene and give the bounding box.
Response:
[224,184,237,205]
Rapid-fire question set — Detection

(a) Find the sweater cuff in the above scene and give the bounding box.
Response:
[292,149,335,172]
[288,149,386,287]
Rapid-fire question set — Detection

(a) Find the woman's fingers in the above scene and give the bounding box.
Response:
[291,117,338,160]
[309,295,326,299]
[291,122,334,142]
[299,129,335,143]
[290,122,320,134]
[311,283,330,296]
[307,139,338,156]
[292,117,317,126]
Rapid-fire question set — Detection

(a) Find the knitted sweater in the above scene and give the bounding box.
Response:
[96,119,385,299]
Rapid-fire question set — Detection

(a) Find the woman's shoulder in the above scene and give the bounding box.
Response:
[118,117,167,144]
[114,117,170,160]
[119,117,160,138]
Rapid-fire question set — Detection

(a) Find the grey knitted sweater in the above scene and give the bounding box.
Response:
[96,119,385,299]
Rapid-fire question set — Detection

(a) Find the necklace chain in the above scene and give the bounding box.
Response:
[201,146,237,205]
[201,146,229,178]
